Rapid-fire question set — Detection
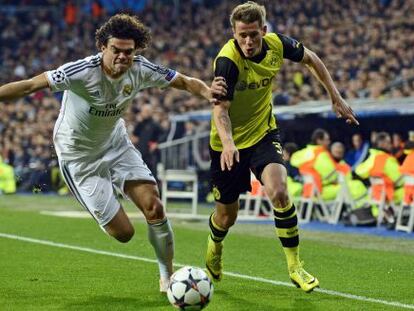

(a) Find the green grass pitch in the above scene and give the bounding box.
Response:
[1,195,414,310]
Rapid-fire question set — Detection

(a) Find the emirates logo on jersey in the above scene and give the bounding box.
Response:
[122,84,133,96]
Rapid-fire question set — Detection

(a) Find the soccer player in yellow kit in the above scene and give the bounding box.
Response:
[206,1,358,292]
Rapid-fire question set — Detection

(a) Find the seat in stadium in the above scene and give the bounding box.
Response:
[160,169,198,215]
[395,175,414,233]
[239,174,272,218]
[368,176,394,227]
[296,173,333,223]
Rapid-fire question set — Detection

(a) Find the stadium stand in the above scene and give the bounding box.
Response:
[1,0,414,204]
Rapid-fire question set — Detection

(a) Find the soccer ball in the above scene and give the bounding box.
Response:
[167,266,214,310]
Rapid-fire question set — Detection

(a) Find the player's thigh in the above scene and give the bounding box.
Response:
[250,129,287,194]
[209,146,251,205]
[108,141,163,220]
[109,139,157,196]
[60,160,122,227]
[261,163,288,194]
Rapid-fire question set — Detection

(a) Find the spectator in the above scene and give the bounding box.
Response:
[344,133,369,169]
[1,0,414,192]
[0,155,16,194]
[355,132,404,223]
[283,142,300,181]
[283,142,302,198]
[132,104,163,180]
[64,1,78,26]
[331,141,369,211]
[330,141,346,163]
[291,129,368,210]
[392,132,406,164]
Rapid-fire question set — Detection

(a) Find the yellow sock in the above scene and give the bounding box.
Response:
[283,246,300,269]
[209,213,228,242]
[273,202,300,269]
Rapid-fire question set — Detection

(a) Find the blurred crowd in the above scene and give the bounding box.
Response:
[1,0,414,193]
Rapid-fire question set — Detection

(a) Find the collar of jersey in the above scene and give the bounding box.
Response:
[234,39,269,63]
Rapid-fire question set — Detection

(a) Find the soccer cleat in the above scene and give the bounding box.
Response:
[159,277,170,294]
[289,262,319,293]
[205,235,223,281]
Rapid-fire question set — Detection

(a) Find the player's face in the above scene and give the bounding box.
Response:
[101,38,136,78]
[233,21,266,58]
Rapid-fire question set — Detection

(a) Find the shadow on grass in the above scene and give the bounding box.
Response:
[63,294,172,310]
[211,287,318,311]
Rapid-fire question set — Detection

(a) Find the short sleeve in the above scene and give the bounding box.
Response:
[276,33,305,63]
[134,56,178,89]
[46,65,71,92]
[214,57,239,100]
[45,56,100,92]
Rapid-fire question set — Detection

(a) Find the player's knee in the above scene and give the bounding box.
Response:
[113,227,135,243]
[268,187,289,210]
[144,198,165,222]
[217,214,237,229]
[223,216,236,229]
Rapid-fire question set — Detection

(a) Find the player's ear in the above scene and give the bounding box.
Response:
[100,41,109,53]
[262,24,267,36]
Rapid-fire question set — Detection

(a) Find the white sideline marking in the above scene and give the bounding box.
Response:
[40,210,270,222]
[1,232,413,310]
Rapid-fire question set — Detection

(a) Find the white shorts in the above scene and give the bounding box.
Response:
[58,136,156,227]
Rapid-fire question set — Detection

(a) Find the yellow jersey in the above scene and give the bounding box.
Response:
[210,33,303,151]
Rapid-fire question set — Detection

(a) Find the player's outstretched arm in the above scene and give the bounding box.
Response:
[169,73,227,104]
[301,47,359,125]
[213,100,239,171]
[0,73,49,102]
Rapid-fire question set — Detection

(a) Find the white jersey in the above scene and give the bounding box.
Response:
[46,53,177,160]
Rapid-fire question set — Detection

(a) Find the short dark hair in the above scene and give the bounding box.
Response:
[95,14,151,50]
[374,131,390,148]
[311,128,328,145]
[230,1,266,28]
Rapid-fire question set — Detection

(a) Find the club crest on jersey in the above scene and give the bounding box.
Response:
[90,90,100,97]
[268,51,280,66]
[122,84,133,96]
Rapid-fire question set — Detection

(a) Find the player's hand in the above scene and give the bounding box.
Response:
[331,96,359,125]
[210,77,227,105]
[220,141,239,171]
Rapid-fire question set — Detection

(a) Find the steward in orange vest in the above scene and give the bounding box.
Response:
[356,132,404,205]
[400,141,414,205]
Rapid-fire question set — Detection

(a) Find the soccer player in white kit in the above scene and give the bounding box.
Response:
[0,14,226,292]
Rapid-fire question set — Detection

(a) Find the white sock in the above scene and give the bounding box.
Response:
[147,218,174,280]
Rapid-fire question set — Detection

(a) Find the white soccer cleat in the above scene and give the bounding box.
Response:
[159,277,170,293]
